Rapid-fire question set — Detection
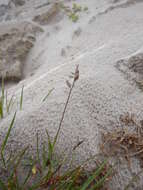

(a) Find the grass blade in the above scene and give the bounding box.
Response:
[1,112,16,168]
[1,112,16,152]
[0,98,3,119]
[6,92,14,114]
[2,77,5,104]
[42,142,47,170]
[46,129,53,161]
[0,179,7,190]
[23,168,32,186]
[80,160,108,190]
[20,86,24,110]
[36,133,40,162]
[42,88,54,102]
[53,65,79,148]
[14,146,28,170]
[90,167,112,190]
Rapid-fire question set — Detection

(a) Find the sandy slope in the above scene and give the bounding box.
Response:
[1,0,143,189]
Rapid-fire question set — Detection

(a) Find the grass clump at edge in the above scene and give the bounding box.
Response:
[0,78,24,119]
[0,66,112,190]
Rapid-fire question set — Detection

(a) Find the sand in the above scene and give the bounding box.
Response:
[0,0,143,189]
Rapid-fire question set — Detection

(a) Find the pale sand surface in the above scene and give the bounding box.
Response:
[0,0,143,188]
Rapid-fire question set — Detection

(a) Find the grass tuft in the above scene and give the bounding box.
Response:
[0,66,112,189]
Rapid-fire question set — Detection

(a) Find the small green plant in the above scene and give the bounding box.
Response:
[69,12,79,22]
[60,2,88,23]
[72,3,82,13]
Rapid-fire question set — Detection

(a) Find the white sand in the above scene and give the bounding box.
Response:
[1,0,143,188]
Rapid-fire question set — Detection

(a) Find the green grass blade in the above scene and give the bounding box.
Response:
[1,112,16,167]
[20,86,24,110]
[2,78,5,103]
[5,91,8,113]
[0,98,3,119]
[55,167,81,190]
[6,94,14,114]
[46,129,54,160]
[80,160,108,190]
[90,167,112,190]
[6,151,13,165]
[42,142,47,170]
[0,179,7,190]
[9,147,29,184]
[36,133,40,162]
[23,168,32,186]
[66,167,81,189]
[1,112,16,152]
[14,146,28,170]
[42,88,54,102]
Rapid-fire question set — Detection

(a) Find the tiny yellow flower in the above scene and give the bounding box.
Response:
[32,165,37,175]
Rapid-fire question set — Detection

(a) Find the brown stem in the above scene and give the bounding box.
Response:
[53,65,79,147]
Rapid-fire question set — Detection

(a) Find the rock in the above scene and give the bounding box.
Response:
[0,5,8,17]
[72,27,82,39]
[0,0,11,20]
[0,21,43,81]
[11,0,25,6]
[33,3,63,25]
[61,48,66,57]
[116,48,143,89]
[0,0,10,6]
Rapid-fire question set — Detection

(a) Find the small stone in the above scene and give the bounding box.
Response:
[61,48,66,57]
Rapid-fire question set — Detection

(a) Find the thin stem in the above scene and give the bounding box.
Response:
[53,65,79,147]
[53,80,75,147]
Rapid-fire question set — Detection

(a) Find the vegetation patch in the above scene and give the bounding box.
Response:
[0,66,112,190]
[61,3,89,23]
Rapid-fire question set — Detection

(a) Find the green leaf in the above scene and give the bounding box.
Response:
[80,160,108,190]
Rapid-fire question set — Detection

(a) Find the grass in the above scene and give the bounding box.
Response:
[20,86,24,110]
[6,91,14,114]
[0,78,5,119]
[0,66,112,189]
[42,88,55,102]
[0,78,24,119]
